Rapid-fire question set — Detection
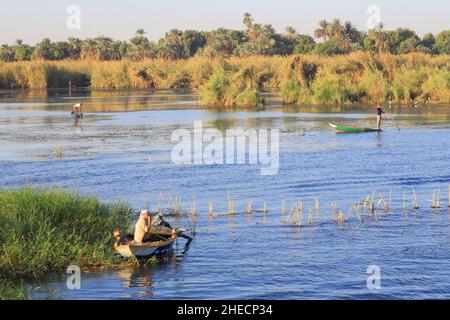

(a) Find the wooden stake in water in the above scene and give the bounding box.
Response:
[437,188,441,208]
[403,193,406,210]
[157,192,163,213]
[432,188,441,209]
[331,202,339,223]
[208,202,213,217]
[413,189,420,210]
[191,195,197,218]
[297,201,303,227]
[389,189,392,210]
[55,145,63,159]
[315,197,320,220]
[353,204,362,224]
[448,185,450,208]
[227,190,235,215]
[246,200,253,215]
[308,208,313,226]
[263,201,267,224]
[339,211,344,226]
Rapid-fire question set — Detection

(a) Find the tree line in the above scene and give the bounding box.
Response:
[1,13,449,62]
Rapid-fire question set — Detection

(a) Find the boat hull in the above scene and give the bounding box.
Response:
[329,123,382,133]
[115,241,174,258]
[114,226,177,258]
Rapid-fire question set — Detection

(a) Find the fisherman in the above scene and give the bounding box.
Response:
[71,103,83,118]
[134,210,152,244]
[376,102,385,130]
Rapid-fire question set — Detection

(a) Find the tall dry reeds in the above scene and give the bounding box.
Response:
[0,53,448,106]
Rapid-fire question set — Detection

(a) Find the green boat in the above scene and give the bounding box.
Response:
[329,123,382,133]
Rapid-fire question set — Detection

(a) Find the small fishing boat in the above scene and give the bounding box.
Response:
[329,123,382,133]
[113,226,178,258]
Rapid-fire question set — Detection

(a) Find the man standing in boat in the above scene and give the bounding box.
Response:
[134,210,152,244]
[71,103,83,118]
[376,103,385,130]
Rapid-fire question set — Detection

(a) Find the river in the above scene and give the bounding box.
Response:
[1,89,449,299]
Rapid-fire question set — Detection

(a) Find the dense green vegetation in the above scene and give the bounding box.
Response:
[0,187,132,300]
[1,14,449,62]
[1,53,448,107]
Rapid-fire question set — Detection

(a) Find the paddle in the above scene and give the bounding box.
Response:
[174,228,194,242]
[178,233,194,243]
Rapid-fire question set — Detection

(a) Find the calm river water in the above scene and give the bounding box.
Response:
[1,89,449,299]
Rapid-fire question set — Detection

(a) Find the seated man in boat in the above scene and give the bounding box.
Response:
[376,103,385,130]
[134,210,152,245]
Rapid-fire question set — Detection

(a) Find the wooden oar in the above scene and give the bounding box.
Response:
[178,233,193,242]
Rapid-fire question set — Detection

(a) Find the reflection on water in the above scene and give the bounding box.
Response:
[1,89,450,300]
[115,267,155,296]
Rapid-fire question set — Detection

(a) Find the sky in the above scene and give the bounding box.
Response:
[0,0,448,44]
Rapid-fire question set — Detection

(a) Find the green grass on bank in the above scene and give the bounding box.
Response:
[0,187,133,300]
[0,277,27,300]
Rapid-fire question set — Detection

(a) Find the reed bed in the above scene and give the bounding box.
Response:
[196,186,448,228]
[1,53,448,106]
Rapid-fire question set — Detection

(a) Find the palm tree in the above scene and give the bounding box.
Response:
[249,23,263,41]
[285,26,298,41]
[341,21,360,51]
[328,19,343,42]
[373,23,390,53]
[243,13,254,30]
[314,20,330,41]
[135,29,146,37]
[67,37,82,59]
[81,39,98,60]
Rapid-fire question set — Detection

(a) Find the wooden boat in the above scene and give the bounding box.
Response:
[113,226,177,258]
[70,113,83,120]
[329,123,382,133]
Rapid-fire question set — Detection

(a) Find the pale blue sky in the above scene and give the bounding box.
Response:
[0,0,448,44]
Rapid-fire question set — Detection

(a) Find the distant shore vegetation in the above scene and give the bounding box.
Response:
[0,14,449,107]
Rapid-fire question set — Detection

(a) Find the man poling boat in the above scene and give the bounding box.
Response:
[70,103,84,119]
[376,103,385,130]
[329,102,397,133]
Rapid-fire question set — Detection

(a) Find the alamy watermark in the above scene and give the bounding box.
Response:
[171,121,280,176]
[367,265,382,290]
[366,5,382,29]
[67,5,81,30]
[66,265,81,290]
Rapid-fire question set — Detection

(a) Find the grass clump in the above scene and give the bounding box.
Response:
[199,70,238,107]
[281,79,301,104]
[235,88,264,108]
[0,277,27,300]
[0,187,132,299]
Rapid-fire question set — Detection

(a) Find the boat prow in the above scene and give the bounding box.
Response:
[329,123,382,133]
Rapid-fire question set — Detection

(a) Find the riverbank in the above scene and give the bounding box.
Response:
[0,187,133,300]
[0,53,448,107]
